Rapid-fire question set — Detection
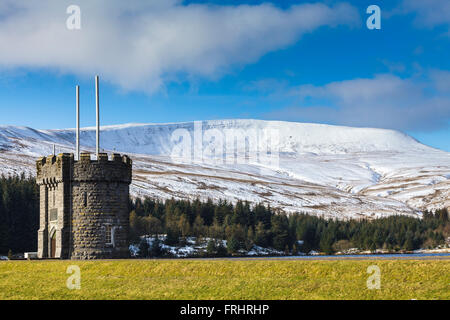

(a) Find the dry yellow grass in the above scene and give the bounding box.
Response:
[0,259,448,300]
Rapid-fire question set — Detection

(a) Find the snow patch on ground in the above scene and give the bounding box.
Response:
[247,246,283,256]
[130,235,284,258]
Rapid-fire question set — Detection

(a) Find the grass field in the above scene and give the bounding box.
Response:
[0,259,448,300]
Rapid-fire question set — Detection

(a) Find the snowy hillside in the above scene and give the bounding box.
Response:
[0,119,430,155]
[0,119,449,219]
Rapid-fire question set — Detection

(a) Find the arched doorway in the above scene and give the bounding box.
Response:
[50,230,56,258]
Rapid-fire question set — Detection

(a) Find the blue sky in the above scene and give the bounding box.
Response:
[0,0,449,151]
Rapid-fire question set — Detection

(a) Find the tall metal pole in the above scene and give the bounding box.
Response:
[95,75,100,158]
[76,85,80,161]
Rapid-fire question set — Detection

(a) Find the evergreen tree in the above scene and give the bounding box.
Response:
[206,239,216,257]
[150,237,163,257]
[138,238,150,258]
[254,222,269,247]
[227,236,240,254]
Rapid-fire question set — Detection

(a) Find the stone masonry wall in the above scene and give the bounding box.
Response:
[71,153,131,259]
[36,154,73,259]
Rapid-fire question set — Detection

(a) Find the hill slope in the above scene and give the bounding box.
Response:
[0,119,449,219]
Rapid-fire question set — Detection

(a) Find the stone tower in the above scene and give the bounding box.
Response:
[36,152,132,259]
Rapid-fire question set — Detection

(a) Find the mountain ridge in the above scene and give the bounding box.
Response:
[0,119,440,155]
[0,119,448,219]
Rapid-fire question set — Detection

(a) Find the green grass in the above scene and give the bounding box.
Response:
[0,259,448,300]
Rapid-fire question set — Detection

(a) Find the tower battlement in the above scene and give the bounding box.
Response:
[74,153,132,184]
[36,153,73,185]
[37,153,132,184]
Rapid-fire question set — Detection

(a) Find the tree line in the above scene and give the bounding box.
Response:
[130,197,449,256]
[0,174,39,255]
[0,175,448,256]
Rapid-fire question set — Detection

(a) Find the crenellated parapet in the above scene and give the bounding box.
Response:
[36,152,132,185]
[36,153,74,186]
[72,153,132,184]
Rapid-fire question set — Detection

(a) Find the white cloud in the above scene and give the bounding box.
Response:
[0,0,359,93]
[265,72,450,131]
[430,69,450,93]
[401,0,450,31]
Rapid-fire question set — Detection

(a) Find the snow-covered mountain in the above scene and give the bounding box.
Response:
[0,119,449,219]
